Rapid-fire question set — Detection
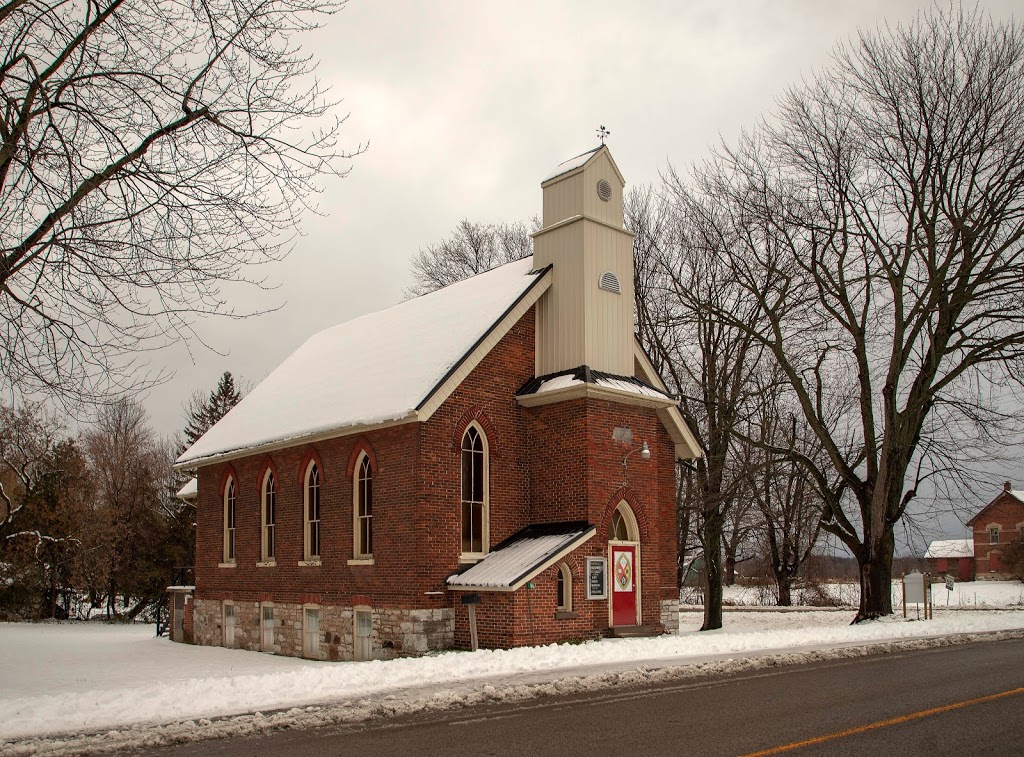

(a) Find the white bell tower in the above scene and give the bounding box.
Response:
[532,146,635,377]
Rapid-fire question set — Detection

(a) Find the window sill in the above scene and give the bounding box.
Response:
[555,610,578,620]
[348,558,374,566]
[218,561,236,569]
[297,559,322,567]
[459,554,486,564]
[256,560,276,568]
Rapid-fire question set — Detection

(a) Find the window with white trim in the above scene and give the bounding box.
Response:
[989,526,1001,544]
[557,563,572,612]
[223,478,236,562]
[608,502,639,542]
[354,454,373,558]
[262,470,276,561]
[304,462,321,560]
[461,425,488,557]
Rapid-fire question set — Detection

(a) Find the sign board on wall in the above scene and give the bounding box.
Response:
[586,557,607,600]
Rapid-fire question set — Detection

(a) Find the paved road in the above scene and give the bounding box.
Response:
[145,638,1024,757]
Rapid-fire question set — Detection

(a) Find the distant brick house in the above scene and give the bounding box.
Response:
[966,483,1024,580]
[169,146,702,661]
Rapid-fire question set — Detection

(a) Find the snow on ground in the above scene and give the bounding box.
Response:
[3,604,1024,749]
[705,579,1024,609]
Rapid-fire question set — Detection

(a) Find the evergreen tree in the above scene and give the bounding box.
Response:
[184,372,244,446]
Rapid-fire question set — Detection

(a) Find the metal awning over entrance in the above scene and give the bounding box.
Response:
[447,522,595,592]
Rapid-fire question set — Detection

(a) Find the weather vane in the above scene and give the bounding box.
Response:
[596,125,610,145]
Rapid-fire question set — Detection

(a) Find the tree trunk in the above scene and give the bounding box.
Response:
[776,572,792,607]
[855,529,895,621]
[676,469,692,588]
[724,553,736,586]
[702,523,724,630]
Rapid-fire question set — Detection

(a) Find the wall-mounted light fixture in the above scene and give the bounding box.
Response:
[621,441,650,487]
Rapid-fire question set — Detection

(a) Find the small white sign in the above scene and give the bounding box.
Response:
[904,571,927,604]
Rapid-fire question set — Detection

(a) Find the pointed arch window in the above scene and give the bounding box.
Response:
[261,471,276,561]
[461,424,488,557]
[354,454,373,558]
[556,563,572,612]
[608,502,639,542]
[304,462,321,561]
[223,478,236,563]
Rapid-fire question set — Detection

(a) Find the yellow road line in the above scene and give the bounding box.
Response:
[740,686,1024,757]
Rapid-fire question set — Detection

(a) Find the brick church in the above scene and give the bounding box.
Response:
[171,146,701,660]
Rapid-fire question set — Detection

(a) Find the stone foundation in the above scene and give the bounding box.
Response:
[192,598,453,660]
[660,598,679,634]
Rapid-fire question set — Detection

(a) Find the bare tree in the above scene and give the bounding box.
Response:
[722,494,758,586]
[693,6,1024,620]
[84,399,170,618]
[405,219,537,297]
[641,182,768,631]
[0,0,360,407]
[628,186,706,588]
[746,378,825,605]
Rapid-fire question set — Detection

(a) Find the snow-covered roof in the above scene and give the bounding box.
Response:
[175,478,198,500]
[966,487,1024,525]
[518,366,674,403]
[448,522,595,591]
[543,147,601,183]
[924,539,974,559]
[177,258,550,467]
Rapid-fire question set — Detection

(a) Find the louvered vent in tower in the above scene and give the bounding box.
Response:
[598,271,621,294]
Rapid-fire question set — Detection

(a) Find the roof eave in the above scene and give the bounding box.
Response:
[173,411,420,471]
[516,382,676,409]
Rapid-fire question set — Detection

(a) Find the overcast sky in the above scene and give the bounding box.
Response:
[144,1,1020,546]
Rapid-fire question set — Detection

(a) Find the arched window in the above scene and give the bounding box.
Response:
[461,425,488,556]
[304,462,321,561]
[557,563,572,612]
[261,470,276,561]
[223,478,236,563]
[608,501,639,542]
[354,454,373,558]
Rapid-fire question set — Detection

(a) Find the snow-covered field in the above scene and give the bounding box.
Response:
[701,579,1024,609]
[2,594,1023,755]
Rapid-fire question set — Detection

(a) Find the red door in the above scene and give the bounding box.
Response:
[990,551,1003,573]
[958,557,972,581]
[611,545,637,626]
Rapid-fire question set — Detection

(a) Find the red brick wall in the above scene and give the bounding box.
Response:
[971,492,1024,577]
[192,305,680,649]
[194,310,538,612]
[525,397,677,629]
